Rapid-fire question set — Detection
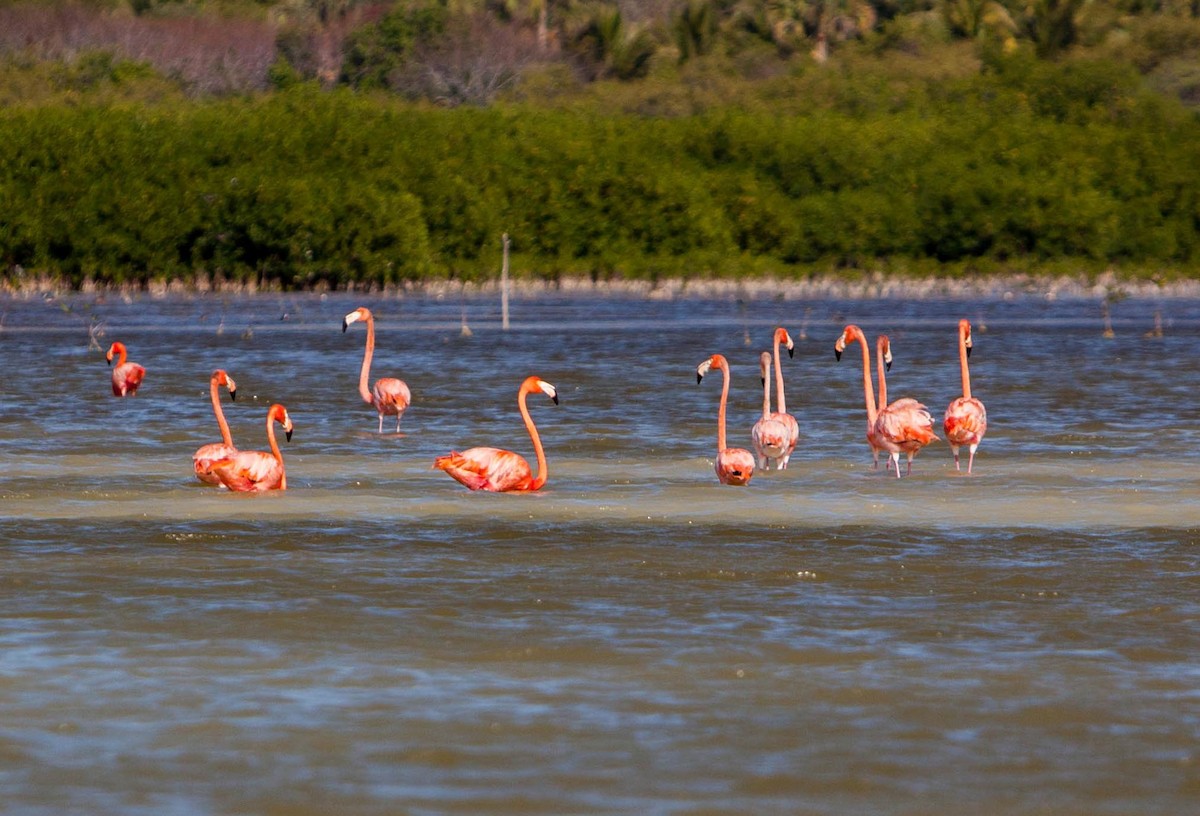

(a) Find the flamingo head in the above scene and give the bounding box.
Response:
[270,405,294,442]
[105,342,120,365]
[214,370,237,401]
[835,325,864,361]
[696,354,726,383]
[775,327,795,358]
[961,319,973,358]
[759,351,772,384]
[342,307,371,332]
[536,379,559,405]
[877,335,892,371]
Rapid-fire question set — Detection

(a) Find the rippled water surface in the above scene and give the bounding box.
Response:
[2,289,1199,815]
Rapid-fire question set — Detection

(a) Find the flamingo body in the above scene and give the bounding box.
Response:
[697,353,755,486]
[434,377,558,493]
[944,318,988,473]
[343,307,411,433]
[874,398,939,477]
[106,342,145,397]
[193,370,238,485]
[211,404,293,492]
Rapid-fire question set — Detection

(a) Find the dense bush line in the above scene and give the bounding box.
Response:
[1,60,1199,289]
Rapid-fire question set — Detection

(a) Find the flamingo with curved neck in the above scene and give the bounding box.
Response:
[211,404,293,492]
[752,351,791,470]
[343,307,411,433]
[106,341,145,397]
[834,325,883,468]
[193,369,239,485]
[768,327,799,467]
[434,376,559,492]
[697,353,755,485]
[870,335,938,478]
[943,318,988,473]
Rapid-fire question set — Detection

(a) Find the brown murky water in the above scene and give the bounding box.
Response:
[2,291,1198,814]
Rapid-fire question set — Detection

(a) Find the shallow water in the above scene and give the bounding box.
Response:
[2,290,1198,815]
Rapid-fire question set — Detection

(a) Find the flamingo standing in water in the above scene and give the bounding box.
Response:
[342,307,411,433]
[106,341,145,397]
[751,352,791,470]
[834,325,884,468]
[193,369,239,485]
[697,353,755,485]
[210,404,293,492]
[434,376,559,492]
[769,327,799,465]
[943,318,988,473]
[870,334,938,478]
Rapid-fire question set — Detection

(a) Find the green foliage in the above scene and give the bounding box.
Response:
[339,1,449,90]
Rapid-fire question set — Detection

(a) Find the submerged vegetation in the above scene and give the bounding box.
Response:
[1,1,1199,290]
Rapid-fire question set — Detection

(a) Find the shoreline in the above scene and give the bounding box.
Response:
[3,271,1198,300]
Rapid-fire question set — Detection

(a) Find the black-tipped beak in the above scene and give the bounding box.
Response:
[834,349,842,361]
[966,346,972,359]
[341,319,349,333]
[885,360,892,372]
[761,377,766,386]
[285,429,293,442]
[230,388,237,402]
[696,373,704,384]
[551,394,559,405]
[788,347,794,359]
[107,358,112,367]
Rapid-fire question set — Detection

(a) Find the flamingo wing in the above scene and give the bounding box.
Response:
[193,442,239,485]
[944,397,987,446]
[752,416,791,461]
[434,447,533,492]
[212,451,284,492]
[876,401,939,448]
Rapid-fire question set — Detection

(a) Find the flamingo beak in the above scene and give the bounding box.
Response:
[285,428,293,442]
[551,394,559,405]
[886,360,892,371]
[341,319,349,332]
[966,346,972,359]
[696,372,704,384]
[229,388,237,402]
[787,345,794,359]
[834,349,842,361]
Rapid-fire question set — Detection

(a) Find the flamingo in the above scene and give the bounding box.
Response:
[871,335,938,478]
[342,306,412,433]
[106,341,145,397]
[433,376,559,492]
[943,318,988,473]
[767,326,799,467]
[210,404,293,492]
[697,353,755,485]
[834,325,884,469]
[192,369,239,485]
[751,351,791,470]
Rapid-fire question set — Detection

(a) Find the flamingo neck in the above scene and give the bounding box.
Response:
[760,360,772,419]
[773,333,787,415]
[519,386,548,490]
[212,377,233,447]
[358,316,375,405]
[959,330,973,400]
[113,344,127,366]
[266,412,286,490]
[875,338,888,409]
[856,333,878,426]
[717,362,730,453]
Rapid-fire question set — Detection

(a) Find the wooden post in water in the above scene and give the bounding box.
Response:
[501,232,510,332]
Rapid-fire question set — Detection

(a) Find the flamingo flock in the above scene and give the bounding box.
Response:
[103,310,986,494]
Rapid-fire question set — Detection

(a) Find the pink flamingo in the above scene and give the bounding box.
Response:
[193,369,239,485]
[768,327,799,467]
[434,376,559,492]
[697,353,755,485]
[210,404,293,492]
[871,335,938,478]
[343,306,411,433]
[106,341,145,397]
[834,325,884,468]
[943,318,988,473]
[751,351,791,470]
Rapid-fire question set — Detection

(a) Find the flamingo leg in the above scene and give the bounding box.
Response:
[890,453,901,478]
[967,445,978,474]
